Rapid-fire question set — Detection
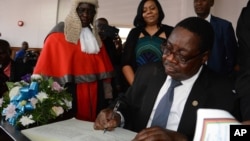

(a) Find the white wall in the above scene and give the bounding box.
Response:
[212,0,248,29]
[0,0,58,48]
[96,0,248,29]
[0,0,248,48]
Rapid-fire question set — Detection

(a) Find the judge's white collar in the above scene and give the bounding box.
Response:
[80,27,100,54]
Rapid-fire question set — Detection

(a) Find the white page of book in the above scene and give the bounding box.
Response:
[193,108,240,141]
[21,118,137,141]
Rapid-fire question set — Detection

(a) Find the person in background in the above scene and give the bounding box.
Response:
[0,39,18,96]
[121,0,173,88]
[14,50,40,81]
[94,17,241,141]
[0,39,35,85]
[193,0,238,76]
[14,41,29,61]
[235,0,250,123]
[33,0,114,122]
[0,68,8,97]
[0,39,10,97]
[94,17,124,101]
[236,0,250,72]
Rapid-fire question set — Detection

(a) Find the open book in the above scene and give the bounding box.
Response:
[193,108,240,141]
[21,118,136,141]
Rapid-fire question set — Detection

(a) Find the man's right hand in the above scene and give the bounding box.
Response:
[93,108,121,132]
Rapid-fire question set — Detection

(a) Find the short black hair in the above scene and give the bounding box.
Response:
[176,17,214,53]
[96,17,109,25]
[133,0,165,27]
[0,39,11,56]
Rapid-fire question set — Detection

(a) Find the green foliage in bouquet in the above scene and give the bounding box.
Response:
[0,74,72,129]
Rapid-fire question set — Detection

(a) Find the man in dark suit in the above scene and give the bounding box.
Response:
[194,0,238,76]
[236,0,250,71]
[235,0,250,124]
[94,17,124,101]
[94,17,240,141]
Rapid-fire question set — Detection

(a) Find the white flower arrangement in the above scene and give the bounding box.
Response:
[0,74,72,129]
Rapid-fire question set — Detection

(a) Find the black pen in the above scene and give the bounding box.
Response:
[103,101,120,133]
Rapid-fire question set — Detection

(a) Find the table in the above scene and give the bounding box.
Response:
[0,120,30,141]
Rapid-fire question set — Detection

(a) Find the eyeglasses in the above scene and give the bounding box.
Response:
[161,46,205,64]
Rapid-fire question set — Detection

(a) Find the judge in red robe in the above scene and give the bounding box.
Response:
[33,0,114,121]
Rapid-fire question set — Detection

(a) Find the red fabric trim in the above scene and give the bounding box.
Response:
[34,32,113,79]
[76,82,97,121]
[34,32,114,121]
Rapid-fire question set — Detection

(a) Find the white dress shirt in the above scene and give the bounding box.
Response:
[146,66,203,131]
[205,14,211,22]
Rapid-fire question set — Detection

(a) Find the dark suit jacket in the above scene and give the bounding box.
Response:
[235,0,250,122]
[117,62,240,140]
[236,1,250,71]
[0,60,17,97]
[235,70,250,121]
[208,15,238,75]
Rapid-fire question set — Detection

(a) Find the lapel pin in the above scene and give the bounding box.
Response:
[192,100,198,107]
